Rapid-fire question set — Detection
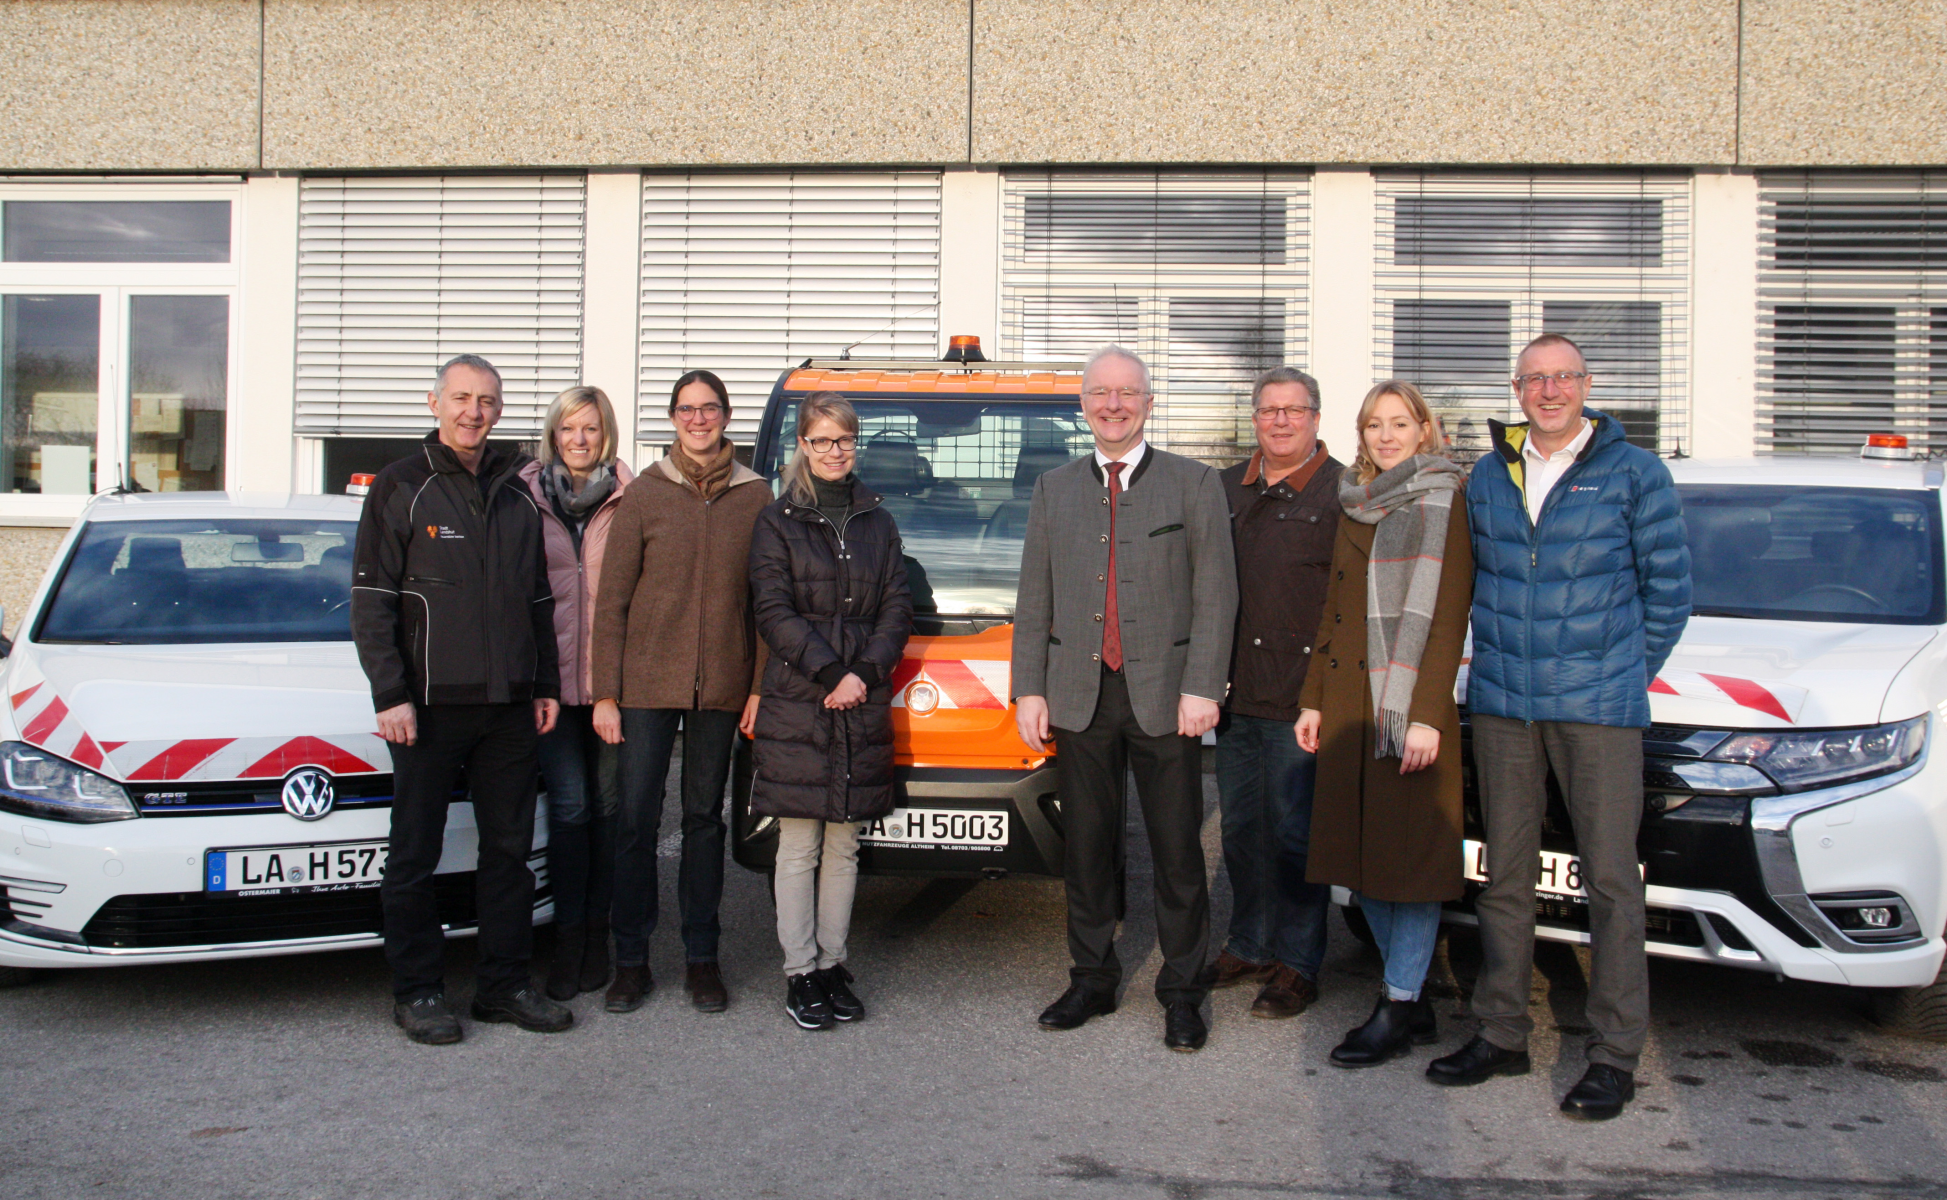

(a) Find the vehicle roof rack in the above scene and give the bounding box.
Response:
[799,358,1086,373]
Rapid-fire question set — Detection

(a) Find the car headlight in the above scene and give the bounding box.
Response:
[0,740,136,823]
[1705,715,1926,793]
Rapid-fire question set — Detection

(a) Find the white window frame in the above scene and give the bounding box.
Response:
[0,179,243,523]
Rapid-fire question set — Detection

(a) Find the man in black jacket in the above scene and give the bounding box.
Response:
[1211,367,1342,1020]
[352,353,568,1044]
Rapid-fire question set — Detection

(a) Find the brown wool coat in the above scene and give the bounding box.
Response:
[589,455,771,711]
[1299,494,1474,904]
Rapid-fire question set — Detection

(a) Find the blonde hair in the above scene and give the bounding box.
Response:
[539,385,619,468]
[785,391,859,505]
[1352,380,1448,485]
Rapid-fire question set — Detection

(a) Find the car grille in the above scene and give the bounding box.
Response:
[79,873,552,949]
[134,774,398,817]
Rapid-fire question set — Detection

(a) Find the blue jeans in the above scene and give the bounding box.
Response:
[610,707,739,966]
[1358,895,1442,1001]
[1214,713,1329,980]
[535,704,617,928]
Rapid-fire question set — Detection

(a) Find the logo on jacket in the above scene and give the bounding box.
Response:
[281,767,336,821]
[426,525,439,538]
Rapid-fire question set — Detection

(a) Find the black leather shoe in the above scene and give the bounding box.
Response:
[1560,1063,1635,1120]
[1427,1035,1532,1086]
[393,993,462,1045]
[1330,997,1421,1068]
[815,964,864,1022]
[471,986,573,1033]
[1163,1001,1208,1052]
[786,972,833,1030]
[1038,984,1116,1030]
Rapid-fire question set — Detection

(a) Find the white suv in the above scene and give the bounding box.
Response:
[0,492,548,982]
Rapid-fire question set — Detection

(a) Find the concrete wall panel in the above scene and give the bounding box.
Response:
[263,0,969,169]
[973,0,1739,165]
[1740,1,1947,166]
[0,0,260,171]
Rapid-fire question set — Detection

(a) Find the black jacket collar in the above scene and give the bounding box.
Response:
[421,430,526,491]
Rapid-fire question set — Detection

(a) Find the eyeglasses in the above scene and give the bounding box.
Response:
[1253,405,1319,424]
[804,436,857,454]
[1084,386,1150,401]
[1512,371,1589,391]
[674,403,725,420]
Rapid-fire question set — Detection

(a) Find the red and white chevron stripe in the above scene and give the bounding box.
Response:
[9,679,387,782]
[1649,668,1806,724]
[889,658,1011,710]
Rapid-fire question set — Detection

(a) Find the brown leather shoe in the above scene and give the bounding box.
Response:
[1208,950,1275,989]
[686,962,729,1013]
[604,964,652,1013]
[1249,965,1318,1019]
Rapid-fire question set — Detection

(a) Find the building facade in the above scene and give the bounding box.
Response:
[0,0,1943,622]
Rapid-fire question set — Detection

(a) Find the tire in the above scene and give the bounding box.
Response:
[1340,903,1378,949]
[0,966,35,989]
[1870,964,1947,1041]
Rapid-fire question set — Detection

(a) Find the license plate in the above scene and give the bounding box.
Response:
[858,808,1008,851]
[206,840,388,895]
[1463,839,1604,901]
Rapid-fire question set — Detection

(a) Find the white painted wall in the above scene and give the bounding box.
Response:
[233,174,300,494]
[1307,167,1378,462]
[1690,168,1760,458]
[583,170,645,462]
[938,167,1001,355]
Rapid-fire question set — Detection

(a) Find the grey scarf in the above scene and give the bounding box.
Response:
[540,460,616,522]
[1338,454,1464,759]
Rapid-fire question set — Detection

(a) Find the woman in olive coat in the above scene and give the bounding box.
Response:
[747,391,913,1030]
[1297,380,1473,1069]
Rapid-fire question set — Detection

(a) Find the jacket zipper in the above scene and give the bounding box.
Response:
[1517,434,1596,722]
[803,497,877,823]
[694,494,712,706]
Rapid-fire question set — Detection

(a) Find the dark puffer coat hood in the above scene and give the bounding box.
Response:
[1465,409,1691,729]
[747,479,913,823]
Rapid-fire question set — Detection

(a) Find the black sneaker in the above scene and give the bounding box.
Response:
[815,964,864,1022]
[394,993,463,1045]
[471,986,573,1033]
[786,972,833,1030]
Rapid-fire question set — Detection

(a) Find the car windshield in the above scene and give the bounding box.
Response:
[1681,485,1944,625]
[37,518,357,644]
[758,398,1094,616]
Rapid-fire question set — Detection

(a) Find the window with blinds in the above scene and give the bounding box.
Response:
[1758,172,1947,455]
[1373,172,1690,458]
[639,172,942,446]
[295,176,586,439]
[1000,172,1309,466]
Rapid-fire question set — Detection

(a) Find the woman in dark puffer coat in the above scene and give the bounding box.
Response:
[748,391,912,1031]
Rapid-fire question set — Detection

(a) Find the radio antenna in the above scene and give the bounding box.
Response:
[837,303,941,360]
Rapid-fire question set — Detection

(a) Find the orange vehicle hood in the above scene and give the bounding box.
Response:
[888,624,1048,769]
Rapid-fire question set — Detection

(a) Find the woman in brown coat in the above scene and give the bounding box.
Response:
[1296,380,1473,1069]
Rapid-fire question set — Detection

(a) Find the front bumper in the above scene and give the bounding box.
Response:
[0,802,551,969]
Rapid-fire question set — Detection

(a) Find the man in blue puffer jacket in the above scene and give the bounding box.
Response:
[1426,334,1691,1121]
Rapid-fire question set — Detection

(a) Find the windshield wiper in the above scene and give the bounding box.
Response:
[1688,608,1751,618]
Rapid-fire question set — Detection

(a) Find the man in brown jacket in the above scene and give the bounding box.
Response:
[1211,367,1343,1020]
[589,370,770,1013]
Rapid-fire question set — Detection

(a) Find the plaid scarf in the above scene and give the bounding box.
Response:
[1338,455,1464,759]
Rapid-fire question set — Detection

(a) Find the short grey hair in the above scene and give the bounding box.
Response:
[435,353,502,394]
[1252,366,1320,411]
[1082,344,1151,395]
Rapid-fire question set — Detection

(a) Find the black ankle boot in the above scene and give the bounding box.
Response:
[580,921,611,993]
[546,923,585,1002]
[1330,996,1422,1068]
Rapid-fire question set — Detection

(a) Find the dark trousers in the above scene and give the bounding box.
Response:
[382,703,540,1003]
[535,704,617,928]
[1055,668,1211,1006]
[1470,714,1649,1072]
[611,706,740,966]
[1214,713,1329,980]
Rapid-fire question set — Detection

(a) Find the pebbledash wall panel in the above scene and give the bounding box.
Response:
[638,172,943,447]
[295,175,586,438]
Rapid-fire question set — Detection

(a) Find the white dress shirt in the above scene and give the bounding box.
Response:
[1522,418,1595,524]
[1094,439,1148,478]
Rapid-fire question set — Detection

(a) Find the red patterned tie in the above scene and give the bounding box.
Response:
[1102,460,1125,671]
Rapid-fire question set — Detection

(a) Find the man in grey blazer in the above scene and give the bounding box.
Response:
[1012,344,1238,1052]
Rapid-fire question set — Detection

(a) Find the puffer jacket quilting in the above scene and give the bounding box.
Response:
[1466,409,1691,729]
[747,481,914,823]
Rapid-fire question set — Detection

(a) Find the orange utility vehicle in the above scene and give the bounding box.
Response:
[730,343,1089,878]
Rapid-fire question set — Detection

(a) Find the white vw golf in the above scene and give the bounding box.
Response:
[0,491,547,982]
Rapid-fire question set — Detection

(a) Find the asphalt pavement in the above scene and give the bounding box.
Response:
[6,776,1947,1200]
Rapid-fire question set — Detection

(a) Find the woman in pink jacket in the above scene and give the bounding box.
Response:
[520,386,634,1001]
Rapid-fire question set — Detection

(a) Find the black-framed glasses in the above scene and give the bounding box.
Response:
[1513,371,1589,391]
[674,403,725,420]
[804,436,857,453]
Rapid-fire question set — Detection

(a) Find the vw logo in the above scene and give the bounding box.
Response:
[281,768,336,821]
